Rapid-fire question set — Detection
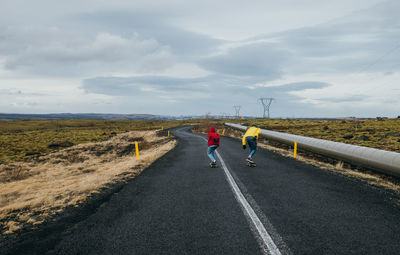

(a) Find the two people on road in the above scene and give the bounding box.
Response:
[206,123,261,167]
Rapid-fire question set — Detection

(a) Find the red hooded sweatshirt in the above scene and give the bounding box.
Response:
[207,127,220,146]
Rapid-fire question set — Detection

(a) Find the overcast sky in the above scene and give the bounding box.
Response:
[1,0,399,117]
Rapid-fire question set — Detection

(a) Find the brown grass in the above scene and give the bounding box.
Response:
[0,130,176,234]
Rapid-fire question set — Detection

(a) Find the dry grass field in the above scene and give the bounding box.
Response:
[0,119,196,235]
[0,119,185,163]
[0,129,176,234]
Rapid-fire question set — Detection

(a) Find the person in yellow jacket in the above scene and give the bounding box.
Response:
[242,123,261,163]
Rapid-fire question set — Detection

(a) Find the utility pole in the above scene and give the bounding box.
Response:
[233,105,241,119]
[258,98,274,118]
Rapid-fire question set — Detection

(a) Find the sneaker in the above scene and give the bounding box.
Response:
[246,158,254,163]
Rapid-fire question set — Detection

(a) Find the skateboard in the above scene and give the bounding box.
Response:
[210,162,218,168]
[246,161,256,167]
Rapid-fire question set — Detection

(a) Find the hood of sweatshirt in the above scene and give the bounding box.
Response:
[209,126,216,133]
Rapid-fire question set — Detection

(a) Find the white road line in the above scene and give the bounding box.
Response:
[190,130,281,255]
[215,151,281,255]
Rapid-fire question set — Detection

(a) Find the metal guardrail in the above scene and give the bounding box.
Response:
[225,123,400,177]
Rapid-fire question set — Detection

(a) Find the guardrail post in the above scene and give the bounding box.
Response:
[168,130,170,137]
[294,141,298,158]
[135,141,140,159]
[222,129,225,135]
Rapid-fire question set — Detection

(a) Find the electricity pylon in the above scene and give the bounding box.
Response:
[233,105,241,119]
[258,98,274,118]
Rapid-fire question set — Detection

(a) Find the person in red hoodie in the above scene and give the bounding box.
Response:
[207,126,220,167]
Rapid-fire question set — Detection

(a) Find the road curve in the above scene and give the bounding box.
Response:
[5,126,400,254]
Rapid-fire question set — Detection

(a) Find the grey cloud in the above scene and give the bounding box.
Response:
[249,0,400,74]
[1,0,400,118]
[0,89,48,96]
[0,28,175,76]
[83,73,285,97]
[199,42,289,79]
[261,82,331,92]
[82,76,330,110]
[72,11,223,58]
[0,9,223,76]
[82,75,211,96]
[0,89,22,95]
[315,95,365,103]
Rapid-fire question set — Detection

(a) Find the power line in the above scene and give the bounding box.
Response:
[317,40,400,105]
[258,98,274,118]
[341,40,400,94]
[356,40,400,74]
[233,105,241,119]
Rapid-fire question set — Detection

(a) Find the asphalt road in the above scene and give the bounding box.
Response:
[7,126,400,254]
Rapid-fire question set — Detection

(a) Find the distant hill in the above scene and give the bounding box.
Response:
[0,113,378,121]
[0,113,176,121]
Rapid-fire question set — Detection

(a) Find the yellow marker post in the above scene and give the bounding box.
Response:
[294,141,298,158]
[168,130,170,137]
[135,141,140,159]
[222,129,225,136]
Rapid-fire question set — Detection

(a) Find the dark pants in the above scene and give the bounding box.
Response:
[246,136,257,157]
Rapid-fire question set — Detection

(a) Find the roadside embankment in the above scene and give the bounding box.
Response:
[0,130,176,236]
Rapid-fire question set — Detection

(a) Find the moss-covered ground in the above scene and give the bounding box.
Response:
[1,118,399,164]
[0,119,198,163]
[234,118,400,152]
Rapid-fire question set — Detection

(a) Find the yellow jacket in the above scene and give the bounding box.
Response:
[242,126,261,145]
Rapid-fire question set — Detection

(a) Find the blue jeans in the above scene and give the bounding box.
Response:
[246,136,257,157]
[207,145,218,162]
